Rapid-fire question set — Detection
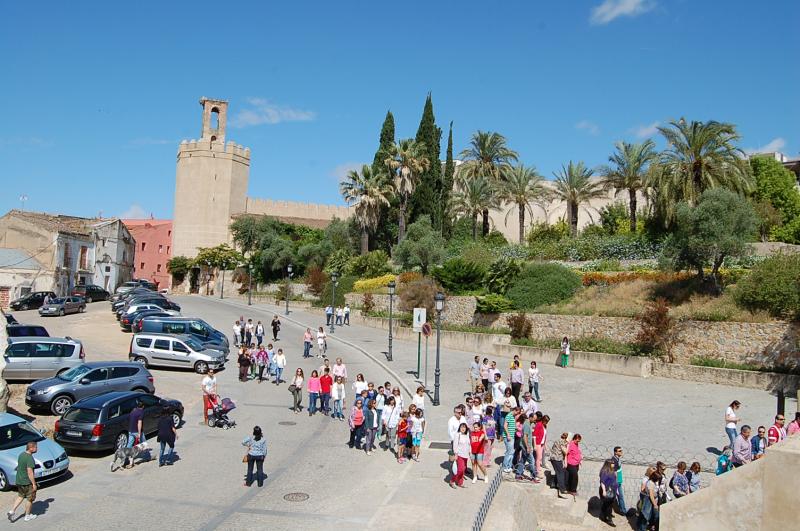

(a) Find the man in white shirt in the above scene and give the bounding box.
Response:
[520,392,538,417]
[468,356,481,393]
[448,405,467,444]
[492,373,507,437]
[343,304,351,325]
[488,361,500,383]
[201,369,218,424]
[232,321,241,347]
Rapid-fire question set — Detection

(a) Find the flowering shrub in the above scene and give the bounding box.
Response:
[353,274,397,293]
[397,271,423,284]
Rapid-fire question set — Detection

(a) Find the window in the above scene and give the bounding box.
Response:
[167,246,170,254]
[153,339,170,351]
[119,398,137,416]
[157,264,162,273]
[168,230,171,237]
[158,245,163,254]
[102,238,106,246]
[84,368,109,382]
[30,343,64,358]
[189,322,207,336]
[5,344,29,358]
[140,262,145,270]
[110,367,138,379]
[141,242,146,252]
[62,245,71,268]
[163,323,185,334]
[139,394,159,408]
[122,251,126,263]
[79,246,88,270]
[135,338,152,348]
[172,341,189,354]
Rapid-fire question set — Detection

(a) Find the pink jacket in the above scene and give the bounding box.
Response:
[307,377,321,393]
[566,441,582,466]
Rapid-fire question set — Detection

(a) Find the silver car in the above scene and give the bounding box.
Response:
[0,412,70,491]
[129,333,226,374]
[3,337,85,381]
[39,296,86,316]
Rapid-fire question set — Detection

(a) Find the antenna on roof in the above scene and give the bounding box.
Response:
[19,194,28,211]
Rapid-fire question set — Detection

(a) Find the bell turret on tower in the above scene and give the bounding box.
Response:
[199,97,228,144]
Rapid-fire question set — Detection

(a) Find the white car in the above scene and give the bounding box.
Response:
[122,303,180,317]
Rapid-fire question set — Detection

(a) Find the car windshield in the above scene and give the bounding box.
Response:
[0,421,45,451]
[58,365,93,381]
[62,408,101,423]
[184,338,205,351]
[50,298,66,304]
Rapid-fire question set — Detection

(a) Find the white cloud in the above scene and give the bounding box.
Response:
[230,97,316,128]
[745,137,786,156]
[590,0,655,25]
[575,120,600,136]
[331,162,364,181]
[119,204,148,219]
[632,120,660,138]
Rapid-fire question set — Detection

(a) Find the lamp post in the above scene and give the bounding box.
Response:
[433,291,445,406]
[204,260,211,296]
[285,264,293,315]
[329,271,339,334]
[247,263,253,306]
[387,280,396,362]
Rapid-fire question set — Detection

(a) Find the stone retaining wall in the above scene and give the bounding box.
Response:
[494,343,653,378]
[652,361,800,394]
[345,293,477,325]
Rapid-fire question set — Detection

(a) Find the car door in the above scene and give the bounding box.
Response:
[138,393,161,434]
[151,338,174,367]
[3,343,31,379]
[76,367,111,400]
[109,366,138,391]
[28,342,59,379]
[170,340,194,368]
[70,296,82,313]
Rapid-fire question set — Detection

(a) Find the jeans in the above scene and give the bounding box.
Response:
[344,313,349,325]
[365,427,378,451]
[333,399,343,419]
[511,382,522,402]
[349,424,365,449]
[308,392,319,414]
[725,427,737,447]
[320,393,331,414]
[600,488,614,521]
[335,315,342,325]
[616,484,628,515]
[567,464,580,492]
[532,382,540,401]
[493,407,503,439]
[326,313,332,325]
[274,367,283,384]
[502,438,515,470]
[245,332,252,346]
[551,459,566,492]
[292,388,302,411]
[246,455,265,486]
[127,432,146,447]
[303,342,312,358]
[515,447,535,477]
[258,364,266,382]
[159,441,174,465]
[256,335,263,347]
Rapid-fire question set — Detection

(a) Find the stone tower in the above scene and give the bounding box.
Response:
[171,97,250,259]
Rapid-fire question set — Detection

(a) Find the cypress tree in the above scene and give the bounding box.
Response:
[371,111,399,252]
[409,94,442,230]
[371,110,395,175]
[441,121,455,238]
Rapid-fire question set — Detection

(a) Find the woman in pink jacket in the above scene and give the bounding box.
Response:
[307,370,321,417]
[566,433,583,498]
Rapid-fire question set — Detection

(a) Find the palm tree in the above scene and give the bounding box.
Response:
[497,165,550,243]
[384,138,430,243]
[653,119,752,215]
[598,140,657,232]
[340,164,394,254]
[553,161,606,236]
[458,131,518,236]
[451,175,498,240]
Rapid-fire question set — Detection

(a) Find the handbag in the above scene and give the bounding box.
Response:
[288,384,297,393]
[447,449,456,462]
[242,453,249,463]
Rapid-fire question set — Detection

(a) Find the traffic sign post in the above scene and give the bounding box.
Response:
[421,321,432,387]
[413,309,427,378]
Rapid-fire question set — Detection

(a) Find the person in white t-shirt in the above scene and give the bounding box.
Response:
[232,321,241,347]
[201,370,218,424]
[491,373,507,437]
[725,400,741,447]
[412,386,426,411]
[316,327,327,356]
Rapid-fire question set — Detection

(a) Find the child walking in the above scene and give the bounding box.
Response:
[410,409,426,462]
[396,412,409,463]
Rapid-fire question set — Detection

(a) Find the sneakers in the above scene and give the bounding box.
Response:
[472,477,477,484]
[24,514,37,522]
[7,510,14,521]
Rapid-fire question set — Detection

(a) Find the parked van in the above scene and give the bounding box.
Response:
[139,317,229,354]
[3,337,85,380]
[129,333,226,374]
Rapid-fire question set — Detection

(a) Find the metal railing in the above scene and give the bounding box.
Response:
[472,464,504,531]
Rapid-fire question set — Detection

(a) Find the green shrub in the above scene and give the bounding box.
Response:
[433,258,487,294]
[484,257,522,294]
[476,294,514,314]
[324,248,353,274]
[440,323,510,334]
[689,355,800,375]
[580,224,608,238]
[318,274,356,307]
[527,221,569,244]
[528,234,661,261]
[347,250,392,278]
[506,263,582,310]
[507,313,532,340]
[734,253,800,319]
[483,230,508,247]
[598,200,631,235]
[456,242,495,265]
[398,277,442,316]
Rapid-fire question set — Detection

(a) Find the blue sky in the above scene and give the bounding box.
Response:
[1,0,797,219]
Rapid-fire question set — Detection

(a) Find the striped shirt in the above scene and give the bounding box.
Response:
[504,412,516,440]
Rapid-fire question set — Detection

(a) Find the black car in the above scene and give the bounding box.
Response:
[54,391,183,452]
[112,292,164,313]
[71,285,110,303]
[10,291,56,311]
[110,286,155,305]
[120,309,172,332]
[134,279,158,291]
[6,323,49,338]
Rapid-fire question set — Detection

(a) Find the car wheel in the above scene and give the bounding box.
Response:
[58,309,64,317]
[115,432,129,451]
[134,356,149,368]
[79,305,86,313]
[194,361,209,374]
[86,296,92,303]
[132,387,149,393]
[21,304,28,311]
[0,469,8,491]
[172,412,182,428]
[51,395,73,416]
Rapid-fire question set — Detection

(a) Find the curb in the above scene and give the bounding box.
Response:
[198,296,415,400]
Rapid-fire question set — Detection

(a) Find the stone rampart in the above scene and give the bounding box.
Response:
[345,293,477,325]
[245,198,353,221]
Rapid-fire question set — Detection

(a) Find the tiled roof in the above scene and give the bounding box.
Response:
[0,247,43,270]
[6,209,113,236]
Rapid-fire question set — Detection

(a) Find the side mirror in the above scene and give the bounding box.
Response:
[79,378,91,385]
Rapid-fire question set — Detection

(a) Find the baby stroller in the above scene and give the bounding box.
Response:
[207,396,237,429]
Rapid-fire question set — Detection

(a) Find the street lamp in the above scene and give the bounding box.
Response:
[433,291,445,406]
[329,271,339,334]
[387,280,396,362]
[285,263,293,315]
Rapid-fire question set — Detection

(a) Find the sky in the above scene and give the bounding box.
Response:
[1,0,798,220]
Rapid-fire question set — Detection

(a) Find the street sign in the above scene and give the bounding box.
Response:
[421,322,432,337]
[413,308,427,332]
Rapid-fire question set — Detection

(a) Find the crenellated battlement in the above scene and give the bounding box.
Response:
[245,197,354,220]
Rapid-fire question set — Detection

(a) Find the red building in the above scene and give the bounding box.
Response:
[123,219,173,289]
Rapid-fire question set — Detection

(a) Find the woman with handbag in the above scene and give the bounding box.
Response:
[289,368,304,413]
[550,432,569,497]
[348,399,365,449]
[599,459,619,526]
[242,426,267,487]
[450,423,471,488]
[637,470,661,531]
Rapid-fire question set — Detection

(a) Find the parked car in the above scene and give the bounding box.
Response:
[39,297,86,317]
[129,333,226,373]
[71,285,110,303]
[26,362,155,416]
[6,323,49,338]
[9,291,56,311]
[54,391,183,452]
[3,337,85,381]
[111,293,165,313]
[120,309,173,332]
[139,317,229,354]
[111,284,153,303]
[134,279,158,291]
[119,302,180,321]
[0,412,70,491]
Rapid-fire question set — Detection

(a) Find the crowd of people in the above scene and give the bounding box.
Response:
[324,304,350,327]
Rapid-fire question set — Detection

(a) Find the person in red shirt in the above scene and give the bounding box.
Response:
[533,414,550,481]
[319,368,333,416]
[470,422,488,483]
[396,412,410,463]
[767,414,787,446]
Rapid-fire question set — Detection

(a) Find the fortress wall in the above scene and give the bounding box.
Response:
[245,198,354,221]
